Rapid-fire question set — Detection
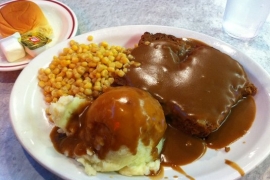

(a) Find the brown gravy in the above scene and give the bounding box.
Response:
[50,35,257,178]
[121,37,256,137]
[161,124,206,166]
[150,165,195,180]
[206,96,256,149]
[164,96,255,157]
[121,36,256,176]
[50,92,256,178]
[171,165,195,180]
[225,159,245,176]
[156,95,255,178]
[50,87,167,160]
[149,166,164,180]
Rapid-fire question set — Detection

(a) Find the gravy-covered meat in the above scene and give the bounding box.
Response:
[116,32,256,137]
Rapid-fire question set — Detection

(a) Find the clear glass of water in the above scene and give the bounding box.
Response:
[222,0,270,40]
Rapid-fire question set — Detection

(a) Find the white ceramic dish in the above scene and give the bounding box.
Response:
[9,25,270,180]
[0,0,78,71]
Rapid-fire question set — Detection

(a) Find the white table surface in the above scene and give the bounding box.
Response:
[0,0,269,179]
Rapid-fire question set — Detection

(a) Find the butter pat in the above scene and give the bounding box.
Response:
[0,33,26,62]
[24,44,47,57]
[21,31,51,57]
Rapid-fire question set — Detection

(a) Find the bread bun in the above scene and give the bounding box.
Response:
[0,1,53,38]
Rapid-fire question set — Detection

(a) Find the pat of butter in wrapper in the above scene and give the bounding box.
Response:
[21,32,51,57]
[0,32,26,62]
[24,44,46,57]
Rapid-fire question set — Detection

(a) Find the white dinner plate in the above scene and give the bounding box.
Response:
[0,0,78,71]
[9,25,270,180]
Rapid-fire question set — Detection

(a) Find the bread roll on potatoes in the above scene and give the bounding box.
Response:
[0,1,53,38]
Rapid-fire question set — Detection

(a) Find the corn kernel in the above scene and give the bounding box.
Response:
[44,68,51,75]
[66,70,73,78]
[101,69,108,77]
[107,67,115,72]
[101,57,109,65]
[108,78,114,84]
[38,81,45,88]
[71,44,78,51]
[81,62,88,67]
[87,35,93,41]
[55,82,62,89]
[117,70,125,77]
[84,82,92,89]
[96,64,106,72]
[84,89,92,95]
[69,63,76,69]
[88,62,97,68]
[56,76,63,82]
[92,56,100,63]
[69,40,76,46]
[115,61,123,68]
[93,85,102,91]
[101,41,109,48]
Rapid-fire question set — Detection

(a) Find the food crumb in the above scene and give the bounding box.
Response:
[225,146,230,152]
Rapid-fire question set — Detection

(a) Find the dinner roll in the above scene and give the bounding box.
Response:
[0,1,53,38]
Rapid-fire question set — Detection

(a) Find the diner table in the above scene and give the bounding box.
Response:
[0,0,270,179]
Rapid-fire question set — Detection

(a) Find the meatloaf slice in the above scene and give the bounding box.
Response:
[115,32,257,137]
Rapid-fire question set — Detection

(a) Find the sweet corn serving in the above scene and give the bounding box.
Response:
[38,35,140,103]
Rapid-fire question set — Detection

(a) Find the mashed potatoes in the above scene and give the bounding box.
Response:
[48,87,167,176]
[77,140,164,176]
[48,95,90,133]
